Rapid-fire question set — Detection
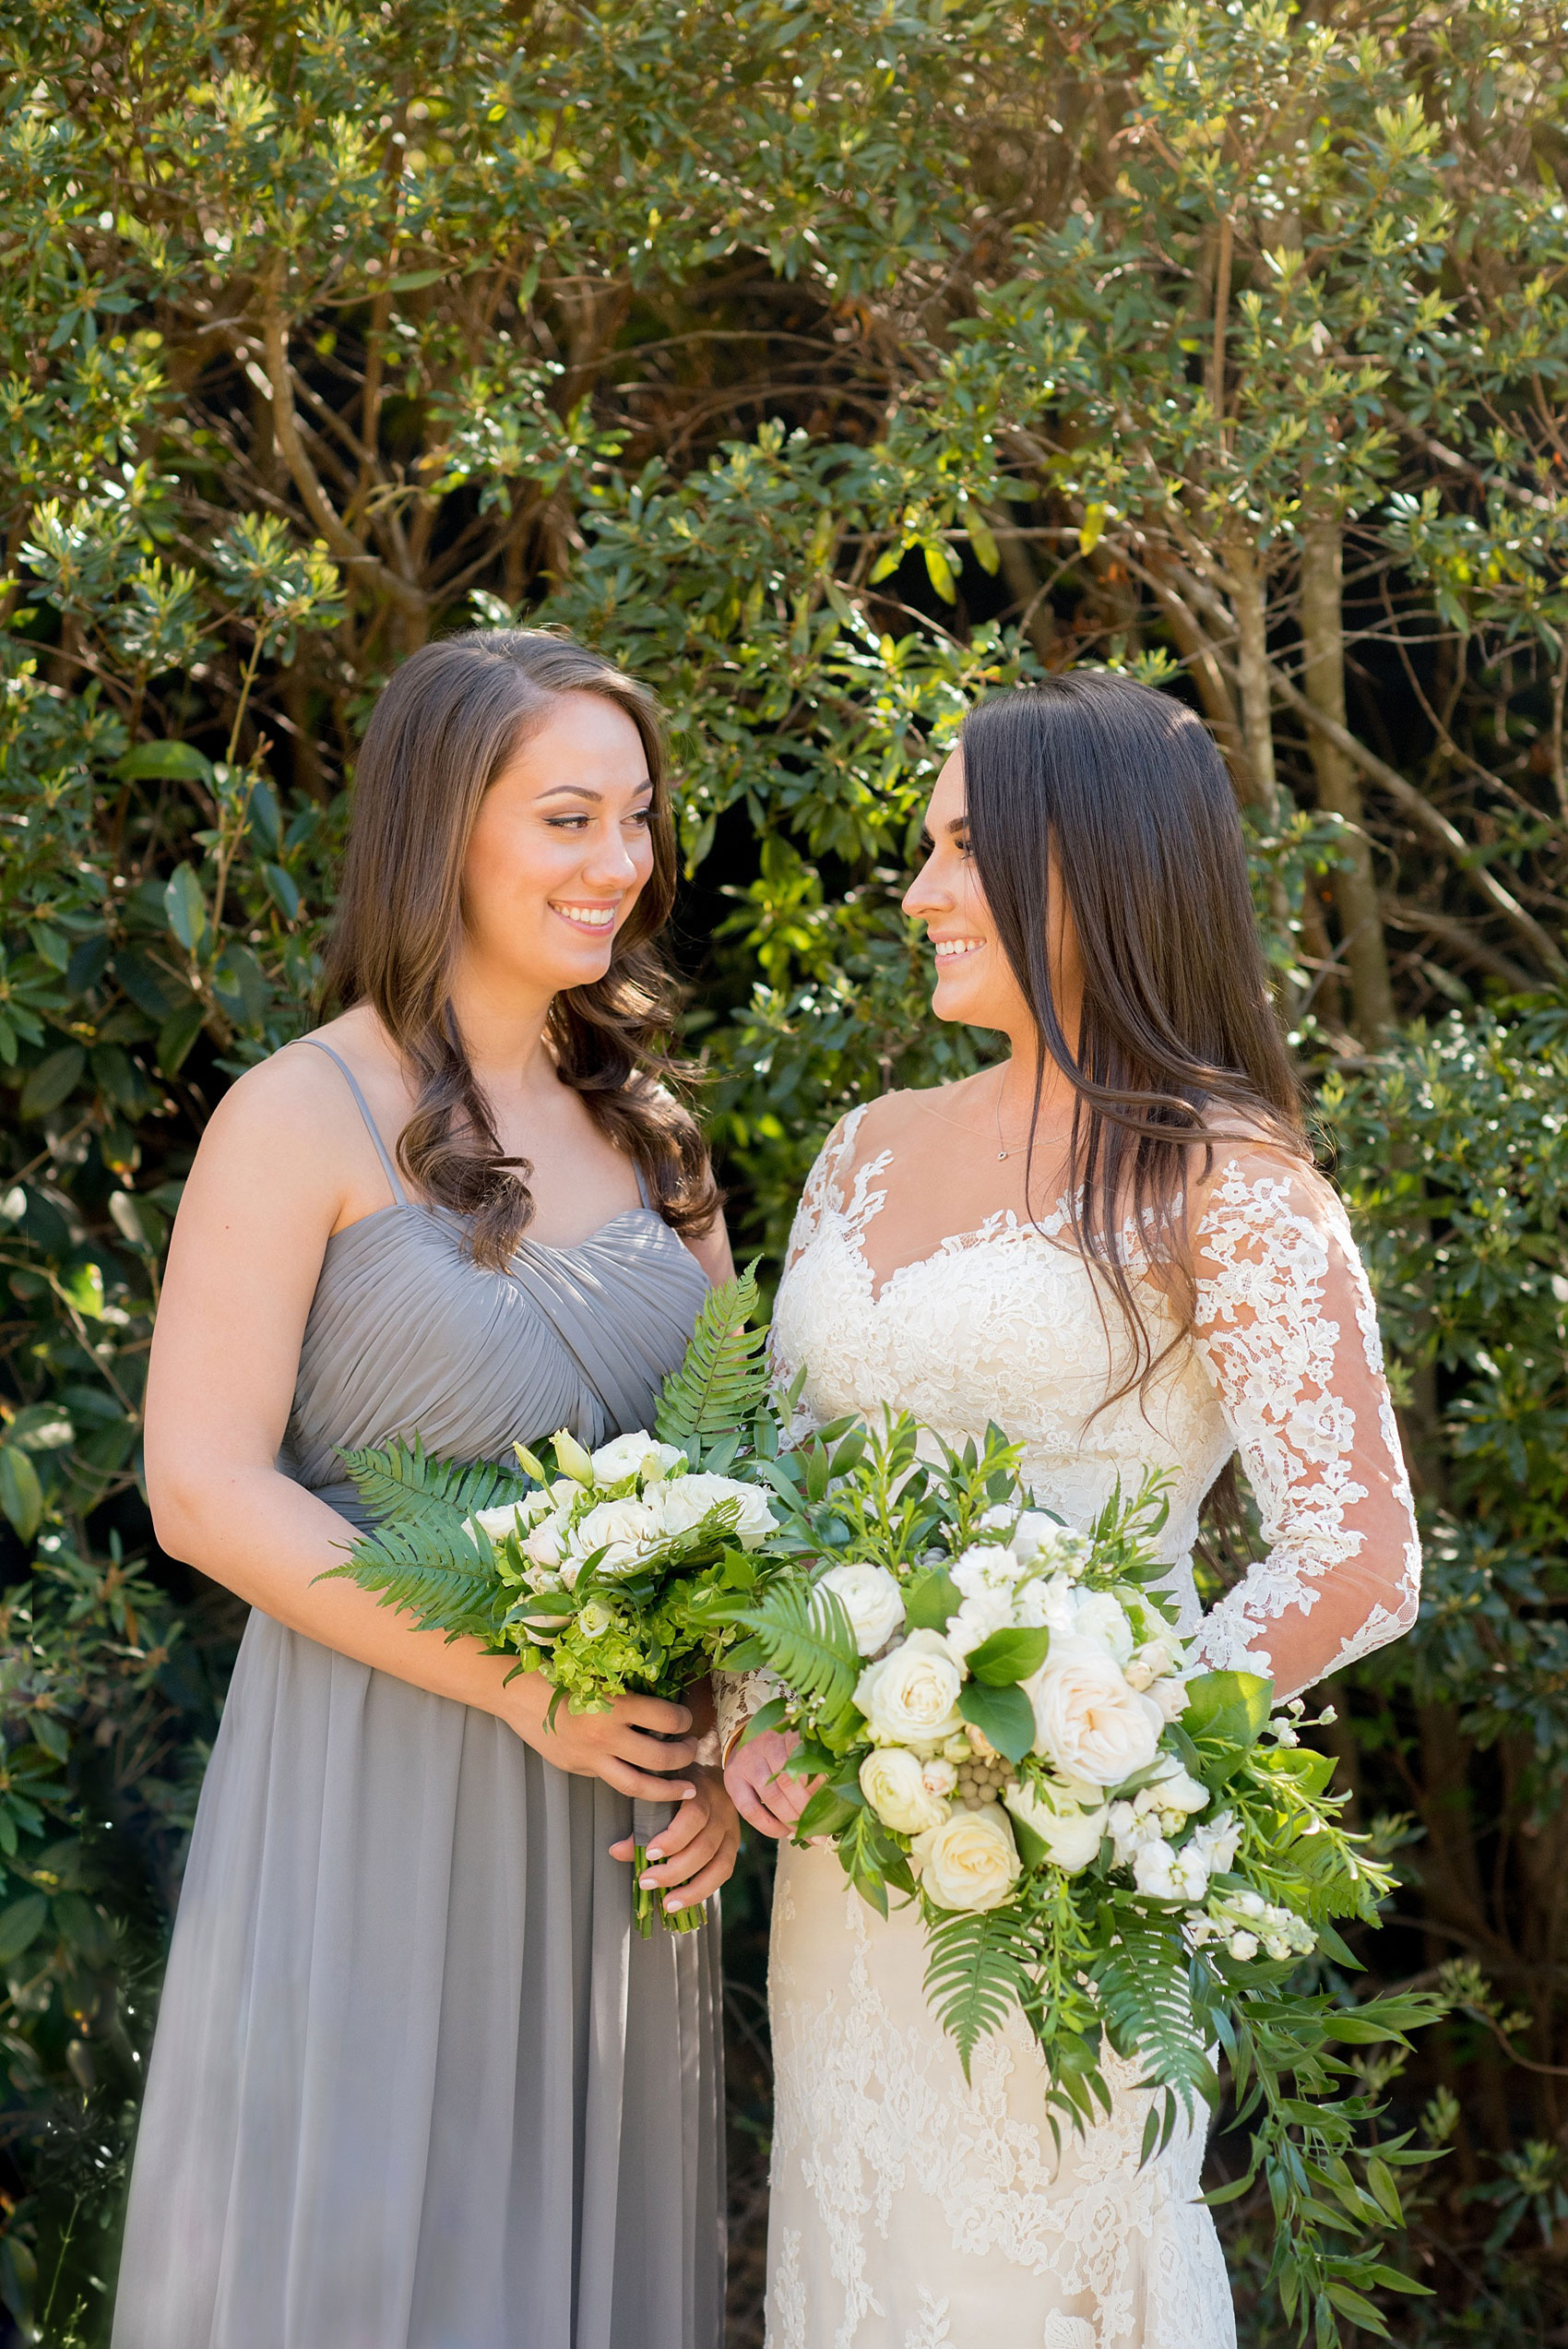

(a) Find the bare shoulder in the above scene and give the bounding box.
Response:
[183,1024,379,1228]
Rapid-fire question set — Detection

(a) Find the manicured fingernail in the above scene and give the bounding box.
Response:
[679,1786,695,1799]
[645,1846,663,1860]
[665,1896,688,1912]
[639,1873,657,1888]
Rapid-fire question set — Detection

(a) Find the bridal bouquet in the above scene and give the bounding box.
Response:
[323,1270,781,1934]
[725,1411,1443,2338]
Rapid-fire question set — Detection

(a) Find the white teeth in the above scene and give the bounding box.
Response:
[933,938,983,960]
[552,904,617,927]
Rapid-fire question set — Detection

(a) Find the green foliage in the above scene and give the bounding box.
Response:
[0,0,1565,2337]
[653,1263,769,1447]
[922,1905,1038,2082]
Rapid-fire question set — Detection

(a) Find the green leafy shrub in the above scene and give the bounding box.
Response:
[2,2,1565,2341]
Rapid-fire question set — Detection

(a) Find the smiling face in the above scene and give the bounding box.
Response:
[457,688,657,1000]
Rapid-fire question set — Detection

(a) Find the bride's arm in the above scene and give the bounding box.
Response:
[1187,1143,1421,1700]
[145,1050,703,1803]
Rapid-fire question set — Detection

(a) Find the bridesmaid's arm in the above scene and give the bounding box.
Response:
[144,1049,701,1803]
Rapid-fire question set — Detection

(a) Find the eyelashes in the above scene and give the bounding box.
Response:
[546,810,653,832]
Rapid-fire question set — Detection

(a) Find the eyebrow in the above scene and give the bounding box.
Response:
[917,817,968,849]
[535,781,653,803]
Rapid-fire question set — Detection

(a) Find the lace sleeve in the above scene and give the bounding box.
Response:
[1188,1149,1421,1699]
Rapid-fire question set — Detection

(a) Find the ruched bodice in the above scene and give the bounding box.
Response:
[282,1199,708,1520]
[113,1045,724,2349]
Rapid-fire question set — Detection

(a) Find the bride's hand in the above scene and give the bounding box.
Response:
[608,1767,741,1914]
[725,1726,818,1840]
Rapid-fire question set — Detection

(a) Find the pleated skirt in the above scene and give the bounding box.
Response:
[112,1612,725,2349]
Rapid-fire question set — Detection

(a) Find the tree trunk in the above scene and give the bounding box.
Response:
[1299,512,1396,1040]
[1227,542,1279,824]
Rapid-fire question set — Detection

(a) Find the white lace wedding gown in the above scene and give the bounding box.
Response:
[719,1099,1421,2349]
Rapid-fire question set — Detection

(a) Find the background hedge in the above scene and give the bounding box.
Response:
[1,4,1566,2341]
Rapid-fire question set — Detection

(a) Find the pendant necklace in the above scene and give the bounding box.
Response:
[995,1079,1010,1162]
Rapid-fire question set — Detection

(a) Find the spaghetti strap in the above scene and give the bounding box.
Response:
[301,1037,410,1208]
[633,1157,653,1211]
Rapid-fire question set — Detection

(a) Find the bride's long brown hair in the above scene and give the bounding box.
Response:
[961,673,1308,1402]
[320,627,719,1269]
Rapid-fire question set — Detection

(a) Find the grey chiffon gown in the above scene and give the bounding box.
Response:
[112,1040,725,2349]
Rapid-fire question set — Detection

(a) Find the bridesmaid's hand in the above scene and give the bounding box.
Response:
[724,1727,817,1840]
[609,1767,741,1914]
[522,1687,701,1803]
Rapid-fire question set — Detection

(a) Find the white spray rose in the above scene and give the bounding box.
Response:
[577,1600,613,1639]
[859,1746,950,1835]
[469,1501,526,1545]
[1012,1515,1092,1578]
[1144,1757,1209,1817]
[1071,1591,1134,1666]
[910,1805,1022,1913]
[589,1431,684,1485]
[571,1496,659,1577]
[921,1758,958,1797]
[856,1628,965,1748]
[1153,1675,1191,1723]
[1026,1640,1165,1786]
[816,1562,905,1656]
[1003,1777,1110,1874]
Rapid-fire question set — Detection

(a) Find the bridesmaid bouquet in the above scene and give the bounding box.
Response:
[723,1411,1443,2336]
[322,1270,782,1935]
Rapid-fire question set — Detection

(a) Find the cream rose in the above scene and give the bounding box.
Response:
[911,1804,1022,1913]
[860,1746,949,1834]
[1003,1776,1110,1874]
[855,1628,965,1748]
[1026,1640,1164,1786]
[469,1501,525,1545]
[817,1561,905,1655]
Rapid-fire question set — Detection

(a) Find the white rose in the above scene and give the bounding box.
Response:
[855,1628,965,1748]
[571,1496,659,1577]
[1072,1591,1134,1666]
[860,1746,950,1834]
[944,1584,1015,1661]
[921,1758,957,1797]
[650,1472,774,1549]
[1003,1777,1109,1874]
[1026,1641,1164,1787]
[523,1517,567,1570]
[469,1501,526,1544]
[910,1805,1022,1913]
[577,1600,613,1639]
[1153,1675,1191,1723]
[589,1431,684,1485]
[817,1562,905,1656]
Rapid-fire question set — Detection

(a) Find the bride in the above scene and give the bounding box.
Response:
[719,673,1421,2349]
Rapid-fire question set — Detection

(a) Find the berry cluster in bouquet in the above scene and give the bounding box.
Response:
[725,1411,1443,2337]
[324,1269,783,1936]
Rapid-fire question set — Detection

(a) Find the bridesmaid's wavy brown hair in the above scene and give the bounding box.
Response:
[321,628,719,1268]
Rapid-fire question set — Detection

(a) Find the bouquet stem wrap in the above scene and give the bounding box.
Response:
[630,1792,701,1938]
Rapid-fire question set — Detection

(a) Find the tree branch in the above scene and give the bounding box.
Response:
[1269,663,1568,979]
[259,297,427,616]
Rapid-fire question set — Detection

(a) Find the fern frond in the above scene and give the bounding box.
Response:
[339,1437,532,1529]
[1094,1909,1218,2120]
[323,1518,504,1641]
[922,1905,1035,2080]
[655,1262,768,1444]
[735,1577,859,1718]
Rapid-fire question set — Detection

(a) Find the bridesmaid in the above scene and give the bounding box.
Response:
[113,630,738,2349]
